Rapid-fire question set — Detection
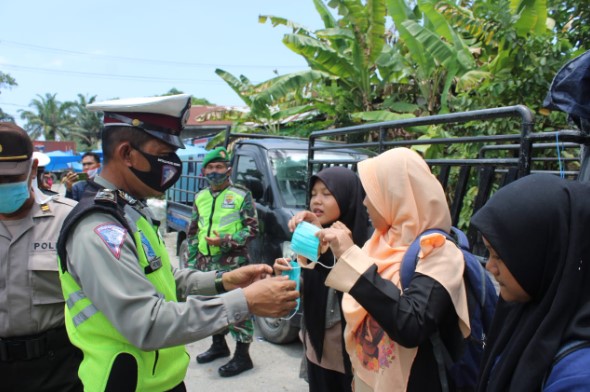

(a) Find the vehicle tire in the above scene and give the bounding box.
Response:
[254,316,299,344]
[178,239,189,269]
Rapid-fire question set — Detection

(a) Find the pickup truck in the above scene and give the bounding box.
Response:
[167,49,590,343]
[167,104,589,345]
[165,134,372,343]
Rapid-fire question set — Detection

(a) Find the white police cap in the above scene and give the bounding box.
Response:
[87,94,192,148]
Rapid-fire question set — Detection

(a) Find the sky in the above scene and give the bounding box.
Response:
[0,0,324,126]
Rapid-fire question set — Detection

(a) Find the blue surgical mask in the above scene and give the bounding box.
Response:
[291,221,321,262]
[205,171,229,187]
[0,180,30,214]
[281,260,301,320]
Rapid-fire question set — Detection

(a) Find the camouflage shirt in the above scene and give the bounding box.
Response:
[187,183,258,272]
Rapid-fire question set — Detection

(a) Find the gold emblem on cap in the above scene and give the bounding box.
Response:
[0,143,3,153]
[132,119,141,126]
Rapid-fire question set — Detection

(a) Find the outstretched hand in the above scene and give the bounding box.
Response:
[273,257,292,277]
[243,276,299,318]
[223,264,273,291]
[288,210,321,232]
[317,226,354,259]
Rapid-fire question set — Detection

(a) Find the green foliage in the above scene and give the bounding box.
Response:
[68,94,103,150]
[0,71,17,122]
[19,93,76,141]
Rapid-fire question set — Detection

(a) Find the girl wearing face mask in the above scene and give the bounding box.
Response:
[275,166,370,392]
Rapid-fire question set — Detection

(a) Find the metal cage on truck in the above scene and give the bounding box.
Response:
[308,105,590,256]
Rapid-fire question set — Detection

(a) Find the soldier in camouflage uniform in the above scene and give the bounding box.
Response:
[187,146,259,377]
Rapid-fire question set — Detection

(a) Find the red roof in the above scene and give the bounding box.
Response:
[186,106,234,127]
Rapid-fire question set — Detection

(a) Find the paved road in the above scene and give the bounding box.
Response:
[163,231,309,392]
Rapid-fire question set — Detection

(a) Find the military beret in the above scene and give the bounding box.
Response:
[203,146,231,168]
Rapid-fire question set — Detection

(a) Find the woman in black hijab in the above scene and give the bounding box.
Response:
[470,174,590,391]
[275,166,369,392]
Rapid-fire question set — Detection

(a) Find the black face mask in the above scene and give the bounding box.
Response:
[129,146,182,193]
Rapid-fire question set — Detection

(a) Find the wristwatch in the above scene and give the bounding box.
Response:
[215,271,227,293]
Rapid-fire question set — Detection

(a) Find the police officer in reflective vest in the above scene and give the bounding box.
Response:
[56,94,298,392]
[187,146,258,377]
[0,122,82,392]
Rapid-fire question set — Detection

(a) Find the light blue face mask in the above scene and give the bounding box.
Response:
[290,221,321,262]
[281,260,301,320]
[0,180,30,214]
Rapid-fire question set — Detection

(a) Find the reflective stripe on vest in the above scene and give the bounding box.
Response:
[194,186,246,257]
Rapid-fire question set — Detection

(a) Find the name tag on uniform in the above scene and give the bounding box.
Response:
[32,241,57,251]
[221,194,235,209]
[140,233,162,273]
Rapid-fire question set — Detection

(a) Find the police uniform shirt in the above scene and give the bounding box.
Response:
[64,175,249,350]
[0,196,77,337]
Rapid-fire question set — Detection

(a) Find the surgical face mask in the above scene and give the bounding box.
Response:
[85,166,100,179]
[205,171,230,187]
[129,147,182,193]
[291,221,336,269]
[281,260,301,320]
[0,180,30,214]
[31,176,52,205]
[291,221,321,264]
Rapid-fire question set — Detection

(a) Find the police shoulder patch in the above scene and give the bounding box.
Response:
[94,223,127,259]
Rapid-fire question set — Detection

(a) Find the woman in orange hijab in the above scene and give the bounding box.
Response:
[318,148,470,392]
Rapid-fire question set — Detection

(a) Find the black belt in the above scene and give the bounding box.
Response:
[0,327,71,362]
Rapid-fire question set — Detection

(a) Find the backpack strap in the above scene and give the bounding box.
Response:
[449,226,470,250]
[400,228,454,290]
[431,331,452,392]
[57,186,132,273]
[542,340,590,389]
[400,228,457,392]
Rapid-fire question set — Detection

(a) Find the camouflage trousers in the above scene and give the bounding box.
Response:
[219,318,254,344]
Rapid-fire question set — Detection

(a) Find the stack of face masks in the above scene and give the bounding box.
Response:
[290,221,321,262]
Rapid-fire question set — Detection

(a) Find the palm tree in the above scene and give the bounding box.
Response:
[19,93,76,140]
[69,94,103,150]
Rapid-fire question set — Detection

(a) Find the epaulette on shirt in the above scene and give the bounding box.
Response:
[94,189,118,205]
[230,183,250,193]
[228,183,249,197]
[51,194,78,208]
[38,194,77,214]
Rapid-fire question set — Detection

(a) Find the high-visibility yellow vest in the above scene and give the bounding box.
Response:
[59,206,189,392]
[194,186,247,256]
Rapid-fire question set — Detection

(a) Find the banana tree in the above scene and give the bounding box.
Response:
[200,68,324,146]
[385,0,482,113]
[260,0,399,124]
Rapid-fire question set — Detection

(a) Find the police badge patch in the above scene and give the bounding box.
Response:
[94,223,127,259]
[221,194,235,208]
